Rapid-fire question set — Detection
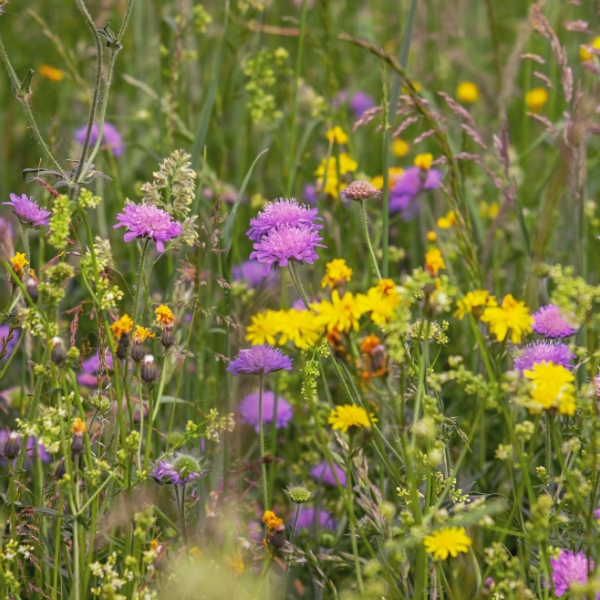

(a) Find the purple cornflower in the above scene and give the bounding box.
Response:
[151,460,180,484]
[303,184,318,206]
[3,194,50,228]
[227,345,292,376]
[26,436,51,462]
[238,390,293,432]
[232,260,278,289]
[513,341,575,374]
[75,122,124,156]
[350,91,375,118]
[77,350,113,386]
[296,507,336,531]
[114,204,184,252]
[532,304,577,338]
[389,167,443,218]
[249,225,325,275]
[247,198,322,242]
[310,460,347,487]
[550,550,598,597]
[0,326,19,362]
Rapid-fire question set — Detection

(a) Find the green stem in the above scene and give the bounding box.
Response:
[360,199,382,280]
[280,504,300,600]
[258,374,269,511]
[133,239,150,328]
[346,435,364,594]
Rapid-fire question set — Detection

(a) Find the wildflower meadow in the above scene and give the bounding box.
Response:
[2,0,600,598]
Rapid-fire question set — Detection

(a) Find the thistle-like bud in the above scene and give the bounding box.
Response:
[161,324,175,348]
[71,418,86,456]
[53,458,66,480]
[50,336,67,366]
[116,331,130,360]
[341,180,379,202]
[141,354,157,384]
[285,483,314,505]
[26,270,39,303]
[4,431,21,460]
[132,340,146,362]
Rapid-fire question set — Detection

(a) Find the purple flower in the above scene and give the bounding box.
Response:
[3,194,50,228]
[227,345,292,376]
[238,390,293,432]
[532,304,577,338]
[232,260,278,289]
[513,341,575,374]
[303,184,318,206]
[151,454,204,485]
[151,460,180,485]
[27,436,51,462]
[296,508,336,531]
[78,350,113,386]
[310,460,347,487]
[389,167,443,218]
[75,122,124,156]
[114,204,184,252]
[0,325,19,362]
[350,91,375,118]
[550,550,598,597]
[249,225,325,275]
[247,198,322,242]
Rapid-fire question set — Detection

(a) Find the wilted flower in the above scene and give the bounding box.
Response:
[341,180,379,202]
[247,198,322,242]
[75,122,124,156]
[141,354,157,384]
[3,194,51,228]
[514,341,575,374]
[50,336,67,366]
[531,304,577,338]
[424,527,472,560]
[227,345,292,376]
[238,390,293,432]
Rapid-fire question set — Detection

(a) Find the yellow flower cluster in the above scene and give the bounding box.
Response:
[245,308,323,349]
[456,81,479,104]
[110,314,134,339]
[454,290,497,320]
[425,248,446,277]
[370,167,404,191]
[133,325,155,343]
[437,211,458,229]
[325,126,348,145]
[315,154,358,199]
[580,37,600,62]
[480,294,532,344]
[524,362,576,416]
[321,258,353,289]
[155,304,175,327]
[328,404,376,433]
[10,252,29,276]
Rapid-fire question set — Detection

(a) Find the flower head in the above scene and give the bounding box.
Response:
[341,180,379,202]
[437,211,458,229]
[392,138,409,158]
[580,36,600,62]
[110,314,134,340]
[328,404,376,433]
[3,194,51,228]
[227,345,292,376]
[296,508,336,531]
[114,204,184,252]
[39,64,65,81]
[309,461,347,487]
[72,418,86,435]
[285,483,314,505]
[425,248,446,277]
[480,294,533,344]
[155,304,175,328]
[152,453,205,485]
[246,198,322,242]
[245,311,283,346]
[132,325,154,343]
[350,92,375,118]
[357,286,400,325]
[514,341,575,374]
[75,122,124,156]
[321,258,353,289]
[249,225,325,275]
[10,252,29,277]
[238,390,293,432]
[325,126,348,145]
[313,290,364,333]
[531,304,577,338]
[456,81,479,103]
[424,527,472,560]
[262,510,283,532]
[232,260,279,289]
[414,153,434,170]
[550,550,596,597]
[525,88,549,112]
[454,290,497,320]
[524,361,576,415]
[277,309,323,349]
[389,167,443,218]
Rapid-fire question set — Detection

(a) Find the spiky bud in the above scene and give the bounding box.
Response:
[342,180,379,202]
[285,483,314,505]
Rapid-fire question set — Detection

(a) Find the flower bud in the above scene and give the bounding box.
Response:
[26,271,39,303]
[342,180,379,202]
[141,354,157,384]
[4,431,21,460]
[116,331,130,360]
[53,458,66,480]
[265,523,286,549]
[131,340,146,362]
[161,324,175,348]
[285,483,314,505]
[50,337,67,366]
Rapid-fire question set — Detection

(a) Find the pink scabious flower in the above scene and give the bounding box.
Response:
[532,304,577,338]
[75,122,124,156]
[3,194,50,228]
[227,345,292,376]
[247,198,322,242]
[238,390,293,432]
[249,224,325,275]
[114,204,184,252]
[550,550,599,597]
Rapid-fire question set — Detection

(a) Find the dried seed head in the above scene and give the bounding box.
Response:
[141,354,157,384]
[51,336,67,366]
[342,180,379,202]
[4,431,21,460]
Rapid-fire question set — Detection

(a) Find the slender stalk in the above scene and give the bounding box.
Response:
[346,435,364,594]
[258,373,269,511]
[21,224,31,277]
[133,239,150,328]
[180,483,188,545]
[359,199,382,280]
[280,504,301,600]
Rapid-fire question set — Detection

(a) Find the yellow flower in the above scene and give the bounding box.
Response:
[427,231,437,242]
[456,81,479,104]
[525,87,549,112]
[10,252,29,276]
[262,510,283,532]
[392,138,409,157]
[72,417,86,435]
[454,290,497,320]
[132,325,155,343]
[321,258,353,289]
[414,153,433,170]
[39,64,65,82]
[225,549,245,575]
[357,285,401,325]
[315,155,355,199]
[313,290,364,333]
[189,546,202,559]
[479,201,500,219]
[325,126,348,145]
[524,362,576,415]
[338,153,357,175]
[580,36,600,62]
[155,304,175,327]
[110,314,134,339]
[370,168,404,191]
[402,81,422,93]
[245,310,282,346]
[480,294,533,344]
[278,309,323,349]
[425,248,445,277]
[437,211,458,229]
[424,527,472,560]
[328,404,376,433]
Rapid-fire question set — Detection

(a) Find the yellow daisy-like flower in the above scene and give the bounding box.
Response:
[72,417,86,435]
[328,404,376,433]
[357,286,401,325]
[479,201,500,219]
[370,168,404,191]
[480,294,533,344]
[321,258,353,289]
[425,248,446,277]
[392,138,409,158]
[414,153,433,170]
[225,549,245,575]
[456,81,479,104]
[10,252,29,276]
[110,314,134,339]
[524,362,576,415]
[245,310,282,346]
[525,87,549,113]
[427,231,437,242]
[132,325,155,343]
[262,510,283,532]
[313,290,364,334]
[424,527,472,560]
[325,126,348,145]
[39,64,65,82]
[155,304,175,328]
[454,290,497,320]
[188,545,201,559]
[339,153,357,175]
[580,36,600,62]
[278,309,323,349]
[437,211,458,229]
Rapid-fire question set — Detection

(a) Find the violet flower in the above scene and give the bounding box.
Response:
[247,198,322,242]
[389,167,443,218]
[513,341,575,374]
[3,194,50,228]
[114,204,184,252]
[550,550,598,597]
[296,507,336,531]
[151,454,205,485]
[77,350,114,387]
[232,260,278,289]
[532,304,577,338]
[350,91,375,119]
[75,122,124,156]
[227,345,292,376]
[0,325,19,362]
[309,460,347,487]
[238,390,293,432]
[303,184,318,206]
